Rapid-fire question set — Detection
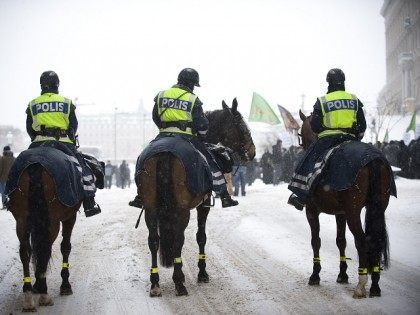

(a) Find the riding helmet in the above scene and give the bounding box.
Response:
[178,68,200,87]
[326,68,345,85]
[40,70,60,88]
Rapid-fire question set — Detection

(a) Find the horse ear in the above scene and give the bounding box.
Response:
[299,109,306,122]
[222,100,229,110]
[232,98,238,112]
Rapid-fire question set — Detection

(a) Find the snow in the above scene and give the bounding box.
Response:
[1,177,420,314]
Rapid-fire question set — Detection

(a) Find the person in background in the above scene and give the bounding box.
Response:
[104,160,114,188]
[233,162,247,196]
[272,139,283,185]
[0,146,16,209]
[119,160,130,189]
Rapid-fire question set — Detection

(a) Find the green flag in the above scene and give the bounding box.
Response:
[383,129,389,143]
[249,92,281,125]
[406,110,416,132]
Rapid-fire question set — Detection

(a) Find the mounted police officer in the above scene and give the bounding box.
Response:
[288,68,367,210]
[130,67,238,208]
[26,70,101,217]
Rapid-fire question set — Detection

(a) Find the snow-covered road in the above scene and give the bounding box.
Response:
[1,178,420,314]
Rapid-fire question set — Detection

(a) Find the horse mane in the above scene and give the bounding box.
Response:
[204,109,229,144]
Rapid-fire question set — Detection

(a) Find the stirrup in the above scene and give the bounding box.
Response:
[129,196,143,208]
[84,204,101,217]
[288,195,305,211]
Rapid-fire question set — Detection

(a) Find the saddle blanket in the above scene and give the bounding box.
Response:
[135,135,212,195]
[5,147,84,207]
[321,141,397,196]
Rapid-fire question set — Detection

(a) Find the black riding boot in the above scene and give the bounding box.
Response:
[220,191,239,208]
[287,194,305,211]
[83,197,101,217]
[128,195,143,208]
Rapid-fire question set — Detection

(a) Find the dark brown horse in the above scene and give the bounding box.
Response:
[298,110,393,298]
[136,98,255,297]
[8,156,101,311]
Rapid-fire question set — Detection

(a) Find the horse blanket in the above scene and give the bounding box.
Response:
[5,147,84,207]
[135,135,212,194]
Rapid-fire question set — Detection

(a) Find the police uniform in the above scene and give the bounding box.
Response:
[288,87,366,204]
[152,84,228,195]
[26,91,98,205]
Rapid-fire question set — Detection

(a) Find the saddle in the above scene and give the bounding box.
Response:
[5,147,85,207]
[136,135,212,194]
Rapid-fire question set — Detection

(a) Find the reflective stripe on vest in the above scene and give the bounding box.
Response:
[28,93,73,143]
[318,91,358,138]
[157,88,197,135]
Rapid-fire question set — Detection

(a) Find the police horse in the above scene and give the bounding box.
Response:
[6,148,103,311]
[298,110,396,298]
[135,99,255,296]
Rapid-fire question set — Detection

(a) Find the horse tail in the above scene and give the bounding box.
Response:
[157,153,175,268]
[27,163,51,272]
[365,159,390,271]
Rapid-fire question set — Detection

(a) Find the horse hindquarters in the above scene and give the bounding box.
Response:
[365,160,391,297]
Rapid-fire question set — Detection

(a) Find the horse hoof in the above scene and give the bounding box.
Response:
[38,294,54,306]
[336,274,349,284]
[175,283,188,296]
[149,285,162,297]
[22,307,37,312]
[369,286,381,297]
[60,286,73,295]
[308,275,320,286]
[353,288,366,299]
[197,273,209,283]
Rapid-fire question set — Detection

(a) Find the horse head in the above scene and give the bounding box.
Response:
[299,109,317,150]
[218,98,256,162]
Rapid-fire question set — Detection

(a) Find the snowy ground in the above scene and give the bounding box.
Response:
[1,177,420,315]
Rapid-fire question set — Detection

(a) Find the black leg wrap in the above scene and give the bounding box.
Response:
[309,263,321,285]
[33,277,47,294]
[23,282,33,293]
[369,272,381,297]
[150,272,160,285]
[337,261,349,283]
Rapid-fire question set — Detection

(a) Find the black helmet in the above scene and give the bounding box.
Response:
[326,68,345,85]
[177,68,200,87]
[40,70,60,88]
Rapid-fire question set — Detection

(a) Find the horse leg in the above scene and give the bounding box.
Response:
[145,209,161,297]
[346,215,368,298]
[306,205,321,285]
[34,221,59,307]
[17,218,36,312]
[196,201,210,283]
[173,209,190,296]
[60,214,76,295]
[335,214,349,283]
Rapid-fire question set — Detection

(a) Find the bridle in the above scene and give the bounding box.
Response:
[223,110,254,161]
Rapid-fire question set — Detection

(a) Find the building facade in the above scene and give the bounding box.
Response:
[77,106,157,163]
[379,0,420,114]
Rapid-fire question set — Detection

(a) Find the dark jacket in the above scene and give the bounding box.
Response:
[152,84,209,136]
[310,85,366,139]
[0,150,15,182]
[25,88,78,142]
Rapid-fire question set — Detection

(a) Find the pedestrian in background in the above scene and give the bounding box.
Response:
[119,160,130,189]
[272,139,283,185]
[233,163,247,196]
[104,160,114,188]
[0,146,16,209]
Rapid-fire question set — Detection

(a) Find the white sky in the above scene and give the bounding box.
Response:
[0,0,385,130]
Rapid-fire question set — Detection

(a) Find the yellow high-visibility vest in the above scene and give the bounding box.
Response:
[157,87,198,135]
[318,91,358,138]
[28,93,73,143]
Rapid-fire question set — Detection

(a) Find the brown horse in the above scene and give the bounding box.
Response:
[136,98,255,297]
[8,153,102,311]
[298,110,393,298]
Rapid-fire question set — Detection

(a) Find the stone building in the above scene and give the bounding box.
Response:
[77,105,157,163]
[378,0,420,114]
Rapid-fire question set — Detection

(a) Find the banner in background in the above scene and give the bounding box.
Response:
[277,105,300,132]
[248,92,281,125]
